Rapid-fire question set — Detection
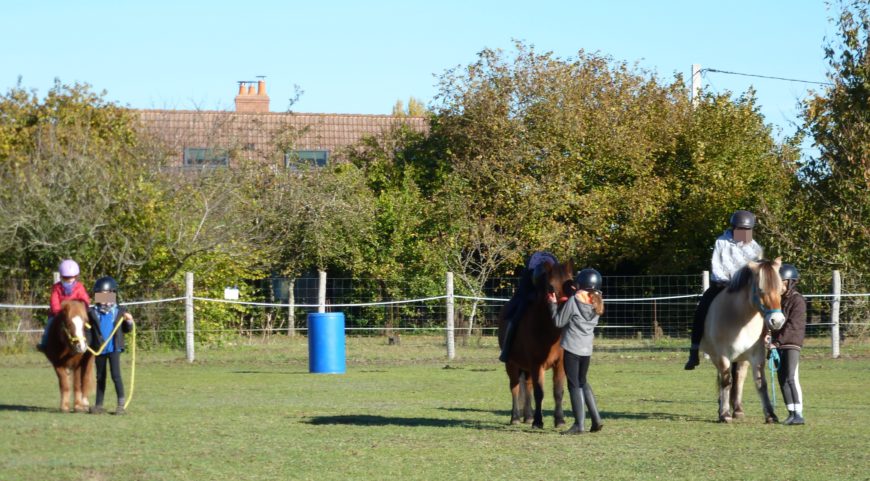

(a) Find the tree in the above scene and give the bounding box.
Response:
[391,97,429,117]
[428,42,794,278]
[764,0,870,296]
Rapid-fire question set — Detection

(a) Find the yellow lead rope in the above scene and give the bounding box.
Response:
[88,319,137,409]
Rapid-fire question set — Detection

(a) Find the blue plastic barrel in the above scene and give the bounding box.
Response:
[307,312,346,374]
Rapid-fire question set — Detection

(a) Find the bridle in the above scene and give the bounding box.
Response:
[751,281,782,319]
[61,319,90,351]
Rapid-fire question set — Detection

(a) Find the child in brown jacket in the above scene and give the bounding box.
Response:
[772,264,807,425]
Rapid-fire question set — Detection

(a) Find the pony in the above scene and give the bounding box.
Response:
[42,300,94,413]
[497,261,574,428]
[701,257,786,423]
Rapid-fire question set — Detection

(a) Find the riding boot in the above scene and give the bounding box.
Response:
[562,386,586,435]
[583,385,604,432]
[684,348,700,370]
[115,398,126,415]
[498,316,520,363]
[782,410,795,425]
[786,412,804,425]
[89,405,105,414]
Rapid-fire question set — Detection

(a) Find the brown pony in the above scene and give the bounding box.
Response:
[497,261,574,428]
[701,258,786,423]
[42,300,94,413]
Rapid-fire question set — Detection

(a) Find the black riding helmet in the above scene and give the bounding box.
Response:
[574,268,602,292]
[93,276,118,293]
[779,264,799,281]
[729,210,756,229]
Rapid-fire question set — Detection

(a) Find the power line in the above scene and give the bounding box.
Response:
[704,68,832,86]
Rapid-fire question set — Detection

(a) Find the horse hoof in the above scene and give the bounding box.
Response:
[510,419,521,426]
[765,416,779,424]
[719,416,732,423]
[555,420,567,429]
[532,422,544,429]
[733,411,745,420]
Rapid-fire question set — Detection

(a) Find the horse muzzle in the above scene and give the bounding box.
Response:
[766,311,786,331]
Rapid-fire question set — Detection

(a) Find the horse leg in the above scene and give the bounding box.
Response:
[750,347,778,424]
[82,356,94,410]
[521,372,533,424]
[55,366,71,413]
[731,361,749,419]
[72,365,83,412]
[73,362,91,413]
[552,361,567,428]
[714,357,733,423]
[507,366,522,425]
[531,367,546,429]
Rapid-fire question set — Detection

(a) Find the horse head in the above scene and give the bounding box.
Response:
[544,260,575,303]
[743,257,786,331]
[58,300,89,354]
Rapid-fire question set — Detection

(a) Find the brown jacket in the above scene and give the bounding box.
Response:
[772,289,806,349]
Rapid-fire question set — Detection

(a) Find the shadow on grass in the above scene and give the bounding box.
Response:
[0,404,54,413]
[305,414,508,430]
[439,406,712,424]
[438,406,516,417]
[604,410,711,422]
[231,370,309,375]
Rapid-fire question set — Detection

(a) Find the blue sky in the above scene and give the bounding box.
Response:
[2,1,834,146]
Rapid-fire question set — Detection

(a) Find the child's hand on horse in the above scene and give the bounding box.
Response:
[123,312,134,322]
[546,291,557,304]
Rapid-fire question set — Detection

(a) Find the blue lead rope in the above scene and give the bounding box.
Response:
[768,347,780,409]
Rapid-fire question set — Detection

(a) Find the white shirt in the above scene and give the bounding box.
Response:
[711,229,763,284]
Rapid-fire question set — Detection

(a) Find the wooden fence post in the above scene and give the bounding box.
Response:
[318,271,327,314]
[185,272,195,363]
[446,272,455,360]
[288,278,296,337]
[831,270,841,359]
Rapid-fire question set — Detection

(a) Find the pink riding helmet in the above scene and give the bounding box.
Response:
[58,259,80,277]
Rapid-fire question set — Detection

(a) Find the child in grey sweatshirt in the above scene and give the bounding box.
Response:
[548,268,605,435]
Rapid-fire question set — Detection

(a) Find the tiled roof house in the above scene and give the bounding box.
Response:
[136,80,428,168]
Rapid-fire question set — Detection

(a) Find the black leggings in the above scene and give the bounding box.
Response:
[776,349,802,407]
[690,285,725,347]
[563,350,591,390]
[95,351,124,405]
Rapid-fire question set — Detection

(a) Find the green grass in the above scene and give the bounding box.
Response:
[1,336,869,481]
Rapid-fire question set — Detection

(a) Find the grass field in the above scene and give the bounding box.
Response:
[1,336,869,481]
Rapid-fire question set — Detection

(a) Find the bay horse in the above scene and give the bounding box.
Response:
[42,300,94,413]
[497,261,574,428]
[701,257,786,423]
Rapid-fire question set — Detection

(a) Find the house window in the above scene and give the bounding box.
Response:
[285,150,329,168]
[183,147,229,167]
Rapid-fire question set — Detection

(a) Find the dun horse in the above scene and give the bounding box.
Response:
[497,261,574,428]
[42,300,94,413]
[701,257,786,423]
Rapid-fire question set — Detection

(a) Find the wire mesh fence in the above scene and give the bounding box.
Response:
[2,272,868,353]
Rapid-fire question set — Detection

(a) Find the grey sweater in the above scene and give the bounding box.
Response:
[548,296,599,356]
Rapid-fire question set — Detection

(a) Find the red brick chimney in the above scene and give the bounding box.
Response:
[234,79,269,113]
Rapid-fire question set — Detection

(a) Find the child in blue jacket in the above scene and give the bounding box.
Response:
[87,276,134,415]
